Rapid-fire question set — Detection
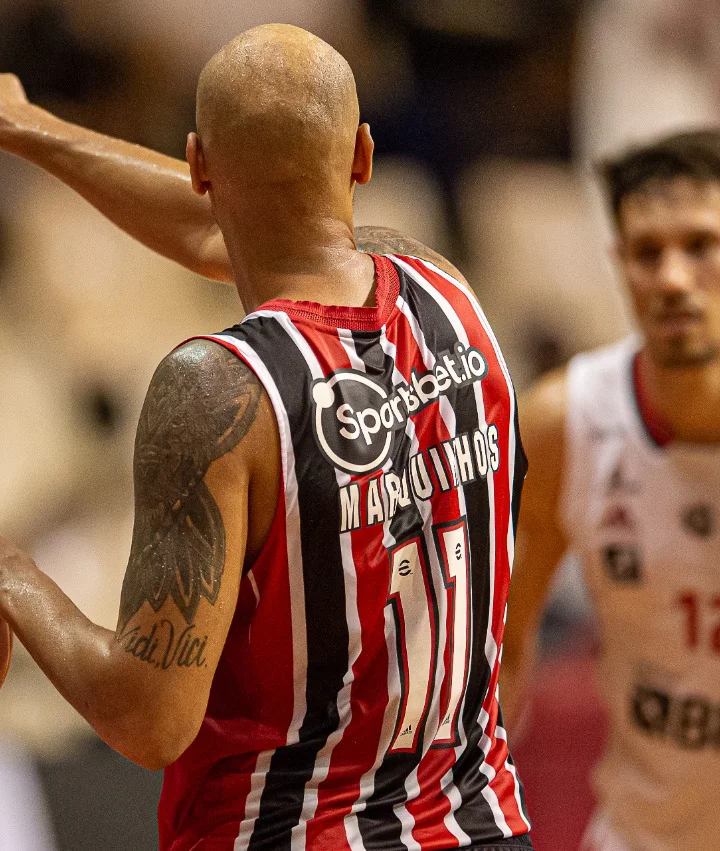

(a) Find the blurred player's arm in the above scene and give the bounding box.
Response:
[0,340,273,769]
[500,369,569,732]
[0,74,232,282]
[0,77,466,286]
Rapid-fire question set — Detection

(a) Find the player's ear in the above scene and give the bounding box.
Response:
[187,132,210,196]
[352,123,374,186]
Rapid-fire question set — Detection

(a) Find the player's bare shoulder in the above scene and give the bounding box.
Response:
[519,367,568,453]
[120,339,265,630]
[354,225,468,283]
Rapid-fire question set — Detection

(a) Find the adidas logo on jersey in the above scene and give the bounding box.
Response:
[311,344,487,475]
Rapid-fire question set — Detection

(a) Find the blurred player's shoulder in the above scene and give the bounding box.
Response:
[519,366,568,450]
[522,337,637,441]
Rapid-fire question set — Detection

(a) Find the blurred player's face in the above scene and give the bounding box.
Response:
[618,178,720,369]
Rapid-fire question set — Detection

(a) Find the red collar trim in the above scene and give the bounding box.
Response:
[632,352,674,447]
[255,254,400,331]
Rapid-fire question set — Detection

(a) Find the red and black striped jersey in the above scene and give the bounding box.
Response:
[158,254,531,851]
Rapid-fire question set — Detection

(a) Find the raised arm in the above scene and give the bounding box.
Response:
[0,340,273,768]
[500,368,569,732]
[0,78,466,287]
[0,74,233,283]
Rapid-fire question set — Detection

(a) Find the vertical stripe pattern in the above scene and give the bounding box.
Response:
[158,254,530,851]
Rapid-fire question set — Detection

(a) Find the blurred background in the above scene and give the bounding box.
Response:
[0,0,717,848]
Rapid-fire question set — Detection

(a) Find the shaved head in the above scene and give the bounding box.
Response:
[195,25,360,190]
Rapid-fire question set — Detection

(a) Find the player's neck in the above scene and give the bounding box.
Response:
[638,348,720,444]
[220,202,375,313]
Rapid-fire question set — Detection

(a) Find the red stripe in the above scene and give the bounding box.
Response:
[632,351,673,446]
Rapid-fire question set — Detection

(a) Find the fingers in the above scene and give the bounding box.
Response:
[0,73,28,104]
[0,73,37,154]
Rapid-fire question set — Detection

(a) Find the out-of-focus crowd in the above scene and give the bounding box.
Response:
[0,0,717,848]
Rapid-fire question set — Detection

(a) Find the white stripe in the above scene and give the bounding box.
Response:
[233,749,276,850]
[247,568,260,605]
[379,331,424,851]
[396,277,493,655]
[337,327,367,371]
[395,259,498,663]
[413,263,529,832]
[209,331,310,846]
[212,331,308,743]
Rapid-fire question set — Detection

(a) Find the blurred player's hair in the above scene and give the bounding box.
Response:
[599,128,720,223]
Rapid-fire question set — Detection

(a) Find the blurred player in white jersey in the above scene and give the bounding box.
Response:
[502,129,720,850]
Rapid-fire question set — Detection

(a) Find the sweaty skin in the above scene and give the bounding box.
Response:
[0,25,468,770]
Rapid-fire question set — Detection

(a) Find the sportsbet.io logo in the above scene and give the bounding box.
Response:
[311,343,488,475]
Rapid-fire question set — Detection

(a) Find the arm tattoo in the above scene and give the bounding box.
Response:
[119,619,209,670]
[118,340,262,631]
[354,225,468,284]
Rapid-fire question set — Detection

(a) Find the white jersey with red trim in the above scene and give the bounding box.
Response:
[158,254,532,850]
[562,337,720,851]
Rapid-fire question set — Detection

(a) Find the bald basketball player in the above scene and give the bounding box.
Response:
[0,27,533,850]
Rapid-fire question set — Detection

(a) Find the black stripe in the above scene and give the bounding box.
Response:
[399,268,505,843]
[505,402,530,826]
[511,395,527,538]
[221,317,350,850]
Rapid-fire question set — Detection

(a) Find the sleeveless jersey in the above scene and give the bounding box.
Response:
[158,254,531,850]
[562,338,720,851]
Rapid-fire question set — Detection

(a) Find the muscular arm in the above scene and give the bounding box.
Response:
[0,340,266,768]
[500,369,569,732]
[0,77,465,285]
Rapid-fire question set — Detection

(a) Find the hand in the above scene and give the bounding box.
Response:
[0,74,40,153]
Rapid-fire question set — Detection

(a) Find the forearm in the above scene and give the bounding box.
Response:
[3,105,232,282]
[0,554,177,768]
